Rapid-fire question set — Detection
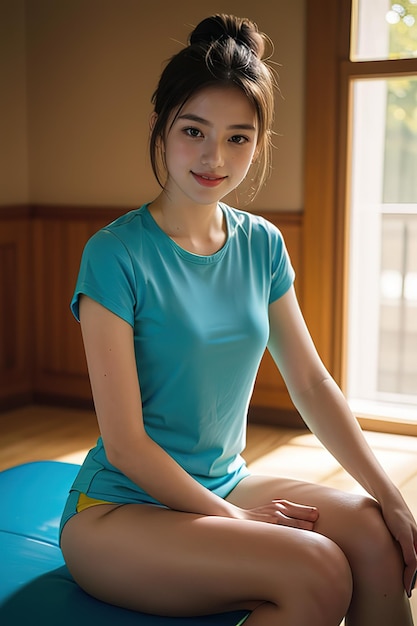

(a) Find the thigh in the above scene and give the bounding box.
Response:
[226,475,399,575]
[227,474,372,533]
[60,501,347,618]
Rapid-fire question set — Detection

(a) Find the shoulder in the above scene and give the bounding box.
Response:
[221,203,285,246]
[83,205,148,259]
[72,209,147,324]
[92,206,147,245]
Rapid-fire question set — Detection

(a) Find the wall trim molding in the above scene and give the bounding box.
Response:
[0,205,32,219]
[0,203,303,223]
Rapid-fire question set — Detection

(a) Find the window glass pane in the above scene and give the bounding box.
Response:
[378,213,417,397]
[384,77,417,202]
[346,77,417,421]
[352,0,417,61]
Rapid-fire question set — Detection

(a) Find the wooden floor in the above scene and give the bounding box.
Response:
[1,404,416,619]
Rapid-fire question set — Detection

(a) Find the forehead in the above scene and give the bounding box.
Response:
[177,85,257,126]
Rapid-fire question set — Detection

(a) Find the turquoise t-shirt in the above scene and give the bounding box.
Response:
[66,202,295,509]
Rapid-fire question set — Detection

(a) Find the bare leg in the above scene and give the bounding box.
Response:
[227,475,414,626]
[61,503,352,625]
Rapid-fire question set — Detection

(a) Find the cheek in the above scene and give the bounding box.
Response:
[239,162,255,183]
[235,148,257,173]
[166,140,196,167]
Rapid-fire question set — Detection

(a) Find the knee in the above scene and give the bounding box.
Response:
[296,534,353,623]
[350,496,401,570]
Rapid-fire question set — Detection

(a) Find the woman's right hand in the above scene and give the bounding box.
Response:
[234,499,319,531]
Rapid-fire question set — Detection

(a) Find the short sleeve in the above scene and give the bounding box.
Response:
[70,229,136,326]
[268,224,295,304]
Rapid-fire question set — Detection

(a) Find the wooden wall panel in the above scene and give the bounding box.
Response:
[32,207,125,405]
[0,215,32,407]
[251,212,303,416]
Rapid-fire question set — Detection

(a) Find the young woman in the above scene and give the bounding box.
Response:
[60,14,417,625]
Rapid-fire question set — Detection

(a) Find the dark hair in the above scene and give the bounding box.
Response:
[150,14,277,198]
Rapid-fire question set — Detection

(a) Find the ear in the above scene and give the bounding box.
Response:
[149,111,158,132]
[149,112,165,152]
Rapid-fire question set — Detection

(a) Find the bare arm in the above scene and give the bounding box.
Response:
[268,286,417,594]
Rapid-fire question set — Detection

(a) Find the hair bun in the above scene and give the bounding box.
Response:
[189,14,265,59]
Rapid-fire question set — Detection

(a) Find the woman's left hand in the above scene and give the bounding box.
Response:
[380,493,417,597]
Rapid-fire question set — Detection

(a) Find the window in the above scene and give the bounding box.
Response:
[346,1,417,424]
[352,0,417,60]
[304,1,417,434]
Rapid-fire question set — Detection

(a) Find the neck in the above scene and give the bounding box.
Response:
[148,193,227,255]
[149,192,221,238]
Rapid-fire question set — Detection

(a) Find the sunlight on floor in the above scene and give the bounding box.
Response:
[55,449,91,465]
[248,430,417,516]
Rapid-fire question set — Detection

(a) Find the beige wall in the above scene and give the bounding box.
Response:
[0,0,29,204]
[5,0,305,211]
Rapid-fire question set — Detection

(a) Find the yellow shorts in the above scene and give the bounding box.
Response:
[76,492,115,513]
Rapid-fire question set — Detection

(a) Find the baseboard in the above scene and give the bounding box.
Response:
[32,393,94,411]
[0,392,34,413]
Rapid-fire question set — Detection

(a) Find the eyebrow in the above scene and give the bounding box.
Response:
[177,113,256,132]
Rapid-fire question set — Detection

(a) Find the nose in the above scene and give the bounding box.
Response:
[201,139,224,169]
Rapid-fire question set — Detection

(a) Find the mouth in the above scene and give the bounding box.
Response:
[191,172,227,188]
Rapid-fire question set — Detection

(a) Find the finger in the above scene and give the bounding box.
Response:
[397,533,417,596]
[274,511,316,531]
[274,499,318,514]
[404,546,417,597]
[274,500,319,522]
[405,565,417,598]
[410,569,417,598]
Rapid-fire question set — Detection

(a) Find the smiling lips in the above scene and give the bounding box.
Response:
[191,172,227,187]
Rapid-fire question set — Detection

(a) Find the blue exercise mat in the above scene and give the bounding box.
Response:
[0,461,250,625]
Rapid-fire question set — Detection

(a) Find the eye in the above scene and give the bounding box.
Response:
[229,135,249,145]
[184,127,203,138]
